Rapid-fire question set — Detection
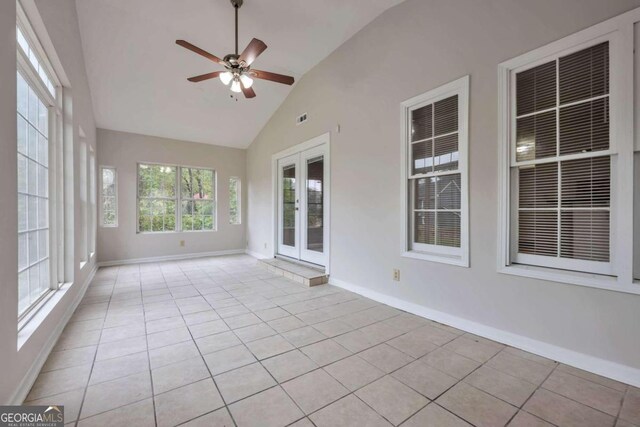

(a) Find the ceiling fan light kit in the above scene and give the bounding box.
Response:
[176,0,294,99]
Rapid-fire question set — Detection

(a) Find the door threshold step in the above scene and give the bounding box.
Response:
[259,258,328,287]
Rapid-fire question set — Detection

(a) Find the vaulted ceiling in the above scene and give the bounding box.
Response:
[75,0,405,148]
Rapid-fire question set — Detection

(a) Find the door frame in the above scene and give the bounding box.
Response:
[271,132,331,272]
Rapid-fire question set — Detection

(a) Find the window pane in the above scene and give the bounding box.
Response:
[437,212,461,247]
[38,100,48,136]
[38,229,48,259]
[282,165,296,247]
[18,233,28,271]
[559,42,608,105]
[28,86,38,125]
[28,159,37,195]
[411,104,432,142]
[516,110,556,162]
[519,163,558,209]
[139,214,151,232]
[164,201,176,231]
[18,116,27,155]
[38,198,48,229]
[102,168,114,195]
[28,231,39,265]
[414,178,435,210]
[101,168,117,226]
[39,133,48,166]
[28,125,38,161]
[518,210,558,256]
[516,61,556,116]
[434,95,458,136]
[307,158,323,252]
[181,167,213,199]
[411,139,433,175]
[229,177,241,225]
[138,164,176,198]
[561,157,610,208]
[559,98,609,155]
[17,154,27,193]
[436,174,461,210]
[414,212,435,245]
[17,72,28,116]
[434,133,459,172]
[560,211,609,262]
[38,164,47,197]
[28,196,37,231]
[18,194,27,232]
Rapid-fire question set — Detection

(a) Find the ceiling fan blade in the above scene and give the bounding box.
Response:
[176,40,224,65]
[187,71,223,82]
[239,38,267,66]
[241,81,256,98]
[251,69,295,85]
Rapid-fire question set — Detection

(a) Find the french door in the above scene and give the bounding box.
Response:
[277,144,327,266]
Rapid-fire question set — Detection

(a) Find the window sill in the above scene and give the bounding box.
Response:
[499,264,640,295]
[18,282,72,350]
[402,251,469,267]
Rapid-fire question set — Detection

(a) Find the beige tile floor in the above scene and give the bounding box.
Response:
[25,255,639,427]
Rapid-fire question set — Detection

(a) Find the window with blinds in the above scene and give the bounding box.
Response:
[512,42,611,272]
[403,76,468,265]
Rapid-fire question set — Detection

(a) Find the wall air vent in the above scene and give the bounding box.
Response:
[296,112,308,125]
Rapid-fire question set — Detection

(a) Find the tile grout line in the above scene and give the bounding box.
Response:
[171,263,240,427]
[72,264,122,426]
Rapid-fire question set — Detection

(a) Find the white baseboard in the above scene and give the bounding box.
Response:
[245,249,270,260]
[9,265,97,405]
[329,276,640,388]
[97,249,246,267]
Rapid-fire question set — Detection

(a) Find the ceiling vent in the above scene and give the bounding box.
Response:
[296,112,308,126]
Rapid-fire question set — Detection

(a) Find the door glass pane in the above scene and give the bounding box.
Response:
[306,156,323,253]
[282,164,296,247]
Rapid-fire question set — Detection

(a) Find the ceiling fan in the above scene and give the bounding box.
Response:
[176,0,294,98]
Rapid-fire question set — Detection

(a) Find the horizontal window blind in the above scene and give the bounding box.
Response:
[409,94,461,249]
[513,42,611,268]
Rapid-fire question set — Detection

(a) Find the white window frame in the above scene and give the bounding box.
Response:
[79,137,87,267]
[16,2,66,324]
[99,166,118,228]
[498,9,638,294]
[401,75,470,267]
[229,177,241,225]
[136,162,217,233]
[89,147,96,257]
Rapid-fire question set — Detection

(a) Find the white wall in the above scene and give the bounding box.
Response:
[96,128,246,264]
[0,0,98,403]
[247,0,640,381]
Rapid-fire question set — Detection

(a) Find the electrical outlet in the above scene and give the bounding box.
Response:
[180,240,185,247]
[264,242,267,249]
[393,269,400,282]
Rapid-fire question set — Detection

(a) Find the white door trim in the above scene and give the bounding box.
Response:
[271,132,331,273]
